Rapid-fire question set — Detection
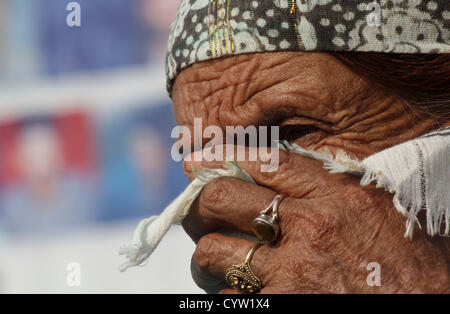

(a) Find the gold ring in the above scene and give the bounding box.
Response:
[224,243,263,293]
[251,195,284,243]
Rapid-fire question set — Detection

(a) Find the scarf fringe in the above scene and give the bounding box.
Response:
[282,133,449,239]
[118,160,254,272]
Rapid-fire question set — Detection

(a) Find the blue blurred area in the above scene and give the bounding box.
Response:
[98,103,189,221]
[1,173,98,235]
[0,1,186,237]
[0,0,164,80]
[39,0,152,75]
[0,0,42,81]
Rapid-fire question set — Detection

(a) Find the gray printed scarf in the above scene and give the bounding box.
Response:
[166,0,450,93]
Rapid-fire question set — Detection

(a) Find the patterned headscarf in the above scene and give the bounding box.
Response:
[166,0,450,93]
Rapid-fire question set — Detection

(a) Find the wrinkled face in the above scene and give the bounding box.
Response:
[172,52,436,160]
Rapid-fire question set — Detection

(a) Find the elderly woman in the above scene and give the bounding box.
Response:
[122,0,450,293]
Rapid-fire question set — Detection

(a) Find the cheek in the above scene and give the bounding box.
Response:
[172,78,221,131]
[172,97,185,126]
[172,85,188,126]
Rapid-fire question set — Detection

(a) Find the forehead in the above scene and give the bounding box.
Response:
[172,51,346,89]
[166,0,450,95]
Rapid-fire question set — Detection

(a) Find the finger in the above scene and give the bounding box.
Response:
[190,255,228,294]
[184,144,350,198]
[182,177,279,241]
[192,233,269,290]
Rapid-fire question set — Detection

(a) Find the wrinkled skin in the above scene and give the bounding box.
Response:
[171,52,450,293]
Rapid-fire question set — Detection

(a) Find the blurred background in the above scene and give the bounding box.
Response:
[0,0,202,293]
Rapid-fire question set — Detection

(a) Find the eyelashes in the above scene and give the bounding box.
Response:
[279,124,329,148]
[280,125,320,141]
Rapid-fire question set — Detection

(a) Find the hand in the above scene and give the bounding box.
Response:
[182,145,450,293]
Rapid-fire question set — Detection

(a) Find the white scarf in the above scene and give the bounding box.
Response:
[119,127,450,272]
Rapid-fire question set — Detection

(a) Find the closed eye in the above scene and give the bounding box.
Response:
[280,124,328,148]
